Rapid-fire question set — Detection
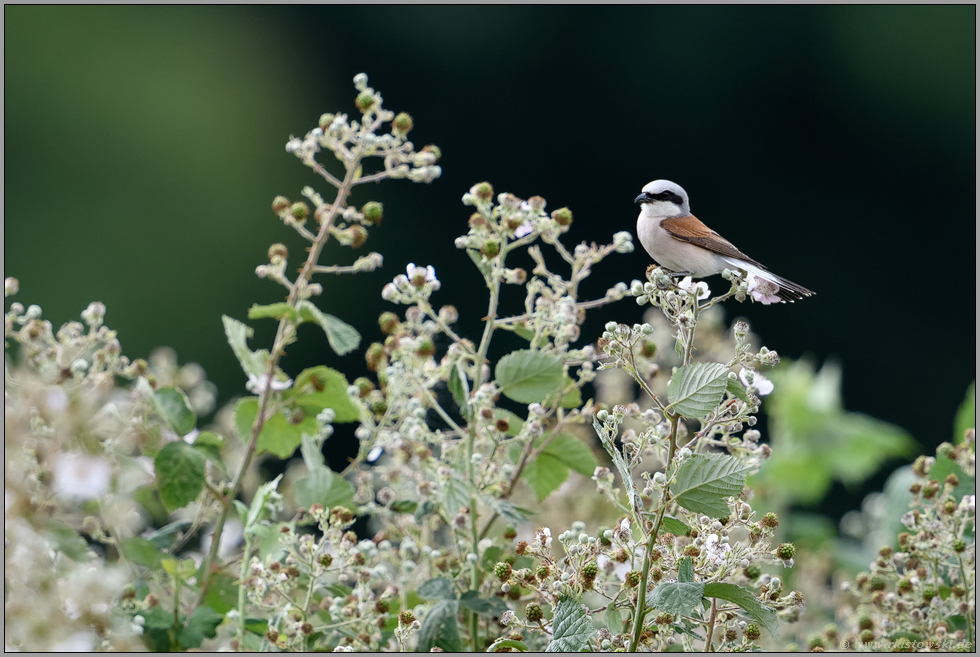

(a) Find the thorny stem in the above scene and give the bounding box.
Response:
[704,598,719,652]
[197,159,356,606]
[236,533,253,647]
[627,294,696,652]
[959,554,974,645]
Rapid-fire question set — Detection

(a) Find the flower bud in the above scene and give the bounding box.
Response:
[290,202,309,222]
[551,207,573,226]
[356,92,376,113]
[272,195,291,214]
[268,243,288,263]
[471,182,494,201]
[361,201,383,225]
[392,112,413,136]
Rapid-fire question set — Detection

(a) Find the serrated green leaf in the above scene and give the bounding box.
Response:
[522,452,570,501]
[155,386,196,436]
[144,518,192,549]
[662,516,692,537]
[703,582,779,640]
[289,366,359,423]
[488,638,529,652]
[246,474,282,528]
[178,605,223,648]
[296,301,361,356]
[222,315,269,378]
[513,324,535,341]
[155,442,206,512]
[482,496,532,526]
[544,433,598,476]
[459,591,509,617]
[121,536,164,570]
[244,617,269,635]
[546,596,595,652]
[726,377,750,403]
[649,581,705,616]
[248,302,296,322]
[417,599,462,653]
[671,453,751,518]
[667,362,729,419]
[677,556,695,583]
[496,349,564,404]
[234,398,318,459]
[142,605,175,629]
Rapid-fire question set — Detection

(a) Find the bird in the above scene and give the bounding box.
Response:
[634,180,814,303]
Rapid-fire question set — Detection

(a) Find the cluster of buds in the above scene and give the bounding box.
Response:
[381,263,442,304]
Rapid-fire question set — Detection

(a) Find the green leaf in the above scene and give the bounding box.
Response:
[178,605,223,648]
[726,377,751,403]
[155,442,206,512]
[545,433,598,476]
[234,398,318,459]
[954,381,975,443]
[143,518,193,549]
[488,638,529,652]
[295,467,355,510]
[296,301,361,356]
[416,599,462,653]
[929,453,974,501]
[418,577,458,600]
[649,581,705,617]
[662,516,692,537]
[390,500,418,514]
[667,362,729,419]
[244,617,270,635]
[245,474,282,528]
[300,434,325,470]
[466,248,491,277]
[448,362,470,416]
[202,573,239,615]
[703,582,779,640]
[248,302,296,322]
[605,606,624,634]
[671,453,751,518]
[496,349,564,404]
[121,536,164,570]
[155,387,196,436]
[482,496,533,526]
[513,324,535,341]
[546,596,595,652]
[522,452,570,502]
[545,377,582,409]
[677,556,695,583]
[593,417,643,524]
[190,431,226,474]
[142,606,175,630]
[222,315,269,378]
[459,591,509,617]
[289,366,359,423]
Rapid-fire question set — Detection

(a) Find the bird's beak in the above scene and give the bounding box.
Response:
[635,192,653,205]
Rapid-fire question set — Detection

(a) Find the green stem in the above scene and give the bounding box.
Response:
[959,554,974,645]
[237,534,252,647]
[197,159,356,607]
[704,598,718,651]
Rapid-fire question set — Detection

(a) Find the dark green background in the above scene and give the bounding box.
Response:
[5,6,975,512]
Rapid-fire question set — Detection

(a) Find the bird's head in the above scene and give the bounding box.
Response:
[634,180,690,218]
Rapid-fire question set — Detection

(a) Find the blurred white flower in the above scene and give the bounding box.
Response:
[52,453,111,499]
[246,373,292,394]
[739,368,774,396]
[704,534,731,566]
[677,276,710,300]
[514,220,534,238]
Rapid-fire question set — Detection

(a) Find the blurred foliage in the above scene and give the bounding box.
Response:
[750,359,917,509]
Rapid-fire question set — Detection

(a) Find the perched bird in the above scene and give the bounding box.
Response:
[634,180,814,303]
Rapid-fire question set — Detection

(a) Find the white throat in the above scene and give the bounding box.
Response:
[641,200,685,218]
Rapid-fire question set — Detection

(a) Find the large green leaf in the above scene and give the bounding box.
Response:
[294,467,354,510]
[522,453,571,502]
[121,536,164,570]
[648,581,705,617]
[496,349,564,404]
[667,362,729,419]
[670,454,751,518]
[488,638,529,652]
[460,591,509,617]
[416,599,462,653]
[155,442,206,512]
[155,387,196,436]
[297,301,361,356]
[245,474,282,528]
[703,582,779,640]
[234,398,318,459]
[190,431,226,474]
[545,377,582,409]
[289,366,359,423]
[546,596,595,652]
[202,573,239,615]
[662,516,692,537]
[546,433,598,476]
[442,475,471,516]
[418,577,458,601]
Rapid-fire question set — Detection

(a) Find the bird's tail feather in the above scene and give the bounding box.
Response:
[723,258,815,303]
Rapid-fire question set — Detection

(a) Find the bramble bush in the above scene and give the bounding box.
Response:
[4,74,974,652]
